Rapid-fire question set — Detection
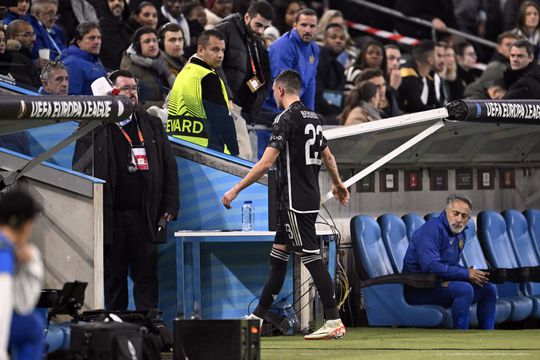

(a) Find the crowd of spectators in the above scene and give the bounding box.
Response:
[1,0,540,160]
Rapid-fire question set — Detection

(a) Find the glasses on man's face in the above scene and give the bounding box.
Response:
[16,32,36,39]
[41,10,58,18]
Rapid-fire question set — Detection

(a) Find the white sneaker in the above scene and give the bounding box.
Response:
[244,313,263,328]
[304,319,346,340]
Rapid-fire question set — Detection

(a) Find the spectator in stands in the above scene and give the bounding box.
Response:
[73,69,179,311]
[394,0,457,41]
[448,41,482,100]
[205,0,234,30]
[315,9,356,68]
[158,22,186,77]
[29,0,66,64]
[99,0,132,70]
[61,22,106,95]
[2,0,31,25]
[0,28,13,77]
[39,60,69,95]
[339,81,381,126]
[510,1,540,56]
[167,29,239,156]
[403,194,497,330]
[398,40,440,113]
[385,44,402,92]
[444,44,458,83]
[128,1,159,31]
[214,0,273,160]
[0,190,45,360]
[56,0,99,42]
[465,32,519,100]
[271,0,305,36]
[184,1,207,56]
[158,0,191,48]
[5,19,41,88]
[315,23,346,125]
[503,39,540,98]
[345,40,386,94]
[357,68,401,118]
[433,42,450,105]
[263,9,319,115]
[121,26,175,103]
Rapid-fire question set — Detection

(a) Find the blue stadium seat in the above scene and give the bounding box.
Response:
[477,211,534,321]
[401,213,425,242]
[461,220,512,325]
[424,212,439,221]
[351,215,447,327]
[523,209,540,260]
[502,210,540,318]
[378,214,409,273]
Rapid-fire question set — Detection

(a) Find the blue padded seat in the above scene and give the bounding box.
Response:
[477,211,534,321]
[523,209,540,261]
[424,212,439,221]
[502,210,540,318]
[401,213,425,242]
[378,214,409,273]
[351,215,447,327]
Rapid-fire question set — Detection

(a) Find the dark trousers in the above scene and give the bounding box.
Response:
[405,281,497,329]
[105,209,158,311]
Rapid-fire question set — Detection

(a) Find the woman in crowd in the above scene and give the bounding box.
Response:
[128,1,159,31]
[344,39,386,93]
[339,81,382,126]
[511,1,540,56]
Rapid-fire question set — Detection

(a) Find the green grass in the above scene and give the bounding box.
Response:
[260,328,540,359]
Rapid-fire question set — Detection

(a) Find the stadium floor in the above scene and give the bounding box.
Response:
[260,328,540,360]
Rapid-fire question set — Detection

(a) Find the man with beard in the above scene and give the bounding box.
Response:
[402,194,497,330]
[99,0,132,70]
[5,19,41,88]
[120,26,175,103]
[214,0,273,160]
[315,23,346,125]
[73,69,179,311]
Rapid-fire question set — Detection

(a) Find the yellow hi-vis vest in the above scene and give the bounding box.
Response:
[166,61,230,151]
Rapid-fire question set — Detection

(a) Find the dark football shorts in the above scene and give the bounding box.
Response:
[274,210,320,254]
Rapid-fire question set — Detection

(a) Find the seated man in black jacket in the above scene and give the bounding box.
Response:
[315,23,346,125]
[503,39,540,99]
[5,19,41,89]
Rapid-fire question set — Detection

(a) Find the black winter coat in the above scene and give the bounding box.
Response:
[503,62,540,100]
[214,13,271,118]
[72,109,179,245]
[99,10,133,70]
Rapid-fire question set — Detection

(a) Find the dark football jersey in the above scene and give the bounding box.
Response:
[268,101,327,213]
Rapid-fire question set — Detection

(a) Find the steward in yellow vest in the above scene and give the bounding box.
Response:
[167,30,239,156]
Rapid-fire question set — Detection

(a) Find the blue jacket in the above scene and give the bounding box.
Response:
[61,45,106,95]
[403,211,470,281]
[29,16,66,61]
[263,29,319,112]
[2,11,31,26]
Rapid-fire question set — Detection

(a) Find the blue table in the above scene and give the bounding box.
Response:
[176,230,336,320]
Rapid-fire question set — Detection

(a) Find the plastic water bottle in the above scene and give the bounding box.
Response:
[241,201,254,231]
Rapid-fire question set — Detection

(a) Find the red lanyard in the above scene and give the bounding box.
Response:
[117,121,144,147]
[247,40,262,79]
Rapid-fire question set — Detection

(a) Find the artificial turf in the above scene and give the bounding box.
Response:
[260,328,540,359]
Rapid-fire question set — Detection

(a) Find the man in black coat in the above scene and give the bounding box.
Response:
[214,1,273,159]
[73,69,179,311]
[503,39,540,99]
[5,20,41,89]
[99,0,132,70]
[315,23,346,125]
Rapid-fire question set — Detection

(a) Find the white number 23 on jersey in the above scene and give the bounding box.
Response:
[304,124,323,165]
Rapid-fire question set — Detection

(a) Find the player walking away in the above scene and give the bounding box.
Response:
[222,69,349,340]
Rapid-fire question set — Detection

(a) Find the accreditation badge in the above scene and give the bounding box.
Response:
[309,55,315,64]
[246,76,264,93]
[131,147,149,171]
[458,239,464,250]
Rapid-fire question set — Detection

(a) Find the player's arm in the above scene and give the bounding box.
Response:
[321,147,349,205]
[222,147,280,208]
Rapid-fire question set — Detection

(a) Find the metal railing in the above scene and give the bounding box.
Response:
[348,0,497,49]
